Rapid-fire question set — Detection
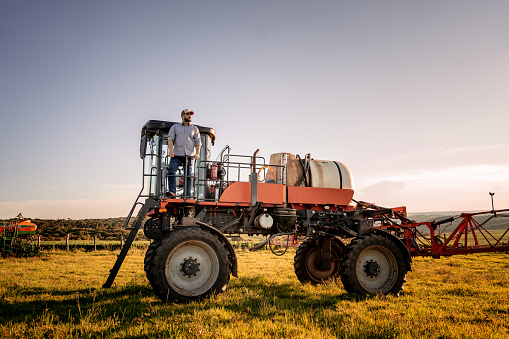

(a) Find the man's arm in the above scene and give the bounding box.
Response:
[194,144,201,160]
[193,126,201,159]
[168,140,175,157]
[168,125,176,157]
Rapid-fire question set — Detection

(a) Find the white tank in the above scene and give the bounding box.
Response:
[309,160,353,189]
[255,213,273,229]
[267,153,353,189]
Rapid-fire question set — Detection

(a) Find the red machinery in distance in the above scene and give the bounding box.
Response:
[0,214,40,257]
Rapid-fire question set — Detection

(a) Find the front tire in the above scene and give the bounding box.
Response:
[146,226,231,302]
[144,240,161,286]
[340,233,408,295]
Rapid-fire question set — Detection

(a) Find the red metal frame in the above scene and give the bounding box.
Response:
[385,209,509,257]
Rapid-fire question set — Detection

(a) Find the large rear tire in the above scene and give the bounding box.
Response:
[294,237,344,285]
[340,233,408,295]
[145,226,231,302]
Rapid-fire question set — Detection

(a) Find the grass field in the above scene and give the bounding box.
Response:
[1,248,508,338]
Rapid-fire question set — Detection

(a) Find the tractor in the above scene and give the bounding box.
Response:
[103,120,509,302]
[0,215,40,258]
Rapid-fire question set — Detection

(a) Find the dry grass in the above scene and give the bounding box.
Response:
[1,247,508,338]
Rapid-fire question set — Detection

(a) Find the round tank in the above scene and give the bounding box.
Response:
[309,160,353,189]
[267,153,353,189]
[255,214,273,229]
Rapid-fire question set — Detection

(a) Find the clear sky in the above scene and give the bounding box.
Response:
[1,1,508,219]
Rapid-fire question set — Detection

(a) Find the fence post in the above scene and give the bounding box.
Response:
[37,235,40,248]
[94,236,97,252]
[121,234,124,250]
[66,234,69,251]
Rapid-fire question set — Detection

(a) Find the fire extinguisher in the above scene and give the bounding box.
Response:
[210,163,218,180]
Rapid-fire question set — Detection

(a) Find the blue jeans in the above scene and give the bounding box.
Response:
[167,156,194,197]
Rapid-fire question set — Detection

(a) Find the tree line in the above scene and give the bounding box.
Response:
[7,217,148,241]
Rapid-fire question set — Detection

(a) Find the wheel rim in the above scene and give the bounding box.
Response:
[165,240,219,297]
[305,248,337,283]
[355,245,398,293]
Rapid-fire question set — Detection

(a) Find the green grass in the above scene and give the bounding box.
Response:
[1,248,508,338]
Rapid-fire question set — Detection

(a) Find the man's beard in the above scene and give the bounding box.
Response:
[184,117,191,123]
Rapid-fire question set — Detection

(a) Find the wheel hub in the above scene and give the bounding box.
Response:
[364,260,381,278]
[181,257,200,277]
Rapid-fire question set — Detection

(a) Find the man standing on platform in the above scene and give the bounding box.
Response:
[167,109,201,197]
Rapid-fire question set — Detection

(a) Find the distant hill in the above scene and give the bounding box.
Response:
[408,211,463,222]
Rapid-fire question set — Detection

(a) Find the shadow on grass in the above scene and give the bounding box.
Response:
[0,283,155,324]
[0,276,372,325]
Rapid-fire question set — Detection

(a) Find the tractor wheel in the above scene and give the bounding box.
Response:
[144,240,161,286]
[340,233,408,296]
[145,226,231,302]
[294,237,344,285]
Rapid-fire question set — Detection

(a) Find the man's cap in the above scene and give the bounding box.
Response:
[181,109,194,115]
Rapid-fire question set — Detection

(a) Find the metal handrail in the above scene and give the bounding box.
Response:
[195,159,285,203]
[141,138,286,202]
[165,156,198,199]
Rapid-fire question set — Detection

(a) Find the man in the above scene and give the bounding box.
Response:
[167,109,201,197]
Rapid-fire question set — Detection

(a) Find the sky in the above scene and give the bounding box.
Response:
[1,1,508,219]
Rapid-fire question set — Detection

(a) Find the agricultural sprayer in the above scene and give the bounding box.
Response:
[103,120,509,302]
[0,214,40,257]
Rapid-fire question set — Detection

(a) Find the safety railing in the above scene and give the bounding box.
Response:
[195,153,285,203]
[139,140,286,203]
[165,156,198,200]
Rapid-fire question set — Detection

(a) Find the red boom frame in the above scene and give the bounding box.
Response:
[380,208,509,258]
